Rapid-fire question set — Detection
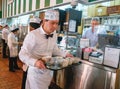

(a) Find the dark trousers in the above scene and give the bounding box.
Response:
[21,71,27,89]
[2,39,8,58]
[9,57,19,71]
[49,82,62,89]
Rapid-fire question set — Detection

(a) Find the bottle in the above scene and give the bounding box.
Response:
[76,46,82,58]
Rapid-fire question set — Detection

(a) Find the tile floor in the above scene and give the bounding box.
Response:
[0,55,23,89]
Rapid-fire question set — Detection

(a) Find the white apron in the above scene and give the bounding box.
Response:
[26,66,53,89]
[8,32,18,57]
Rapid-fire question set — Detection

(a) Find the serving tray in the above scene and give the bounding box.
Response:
[46,61,81,71]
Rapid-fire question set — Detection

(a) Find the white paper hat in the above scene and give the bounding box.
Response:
[44,10,59,20]
[29,16,41,24]
[10,26,19,32]
[2,23,7,27]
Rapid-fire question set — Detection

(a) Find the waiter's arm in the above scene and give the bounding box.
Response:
[19,33,38,67]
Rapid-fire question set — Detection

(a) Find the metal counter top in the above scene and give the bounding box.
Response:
[79,59,117,73]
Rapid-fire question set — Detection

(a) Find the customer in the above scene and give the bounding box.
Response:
[21,16,42,89]
[19,9,73,89]
[2,24,10,58]
[82,17,106,47]
[8,27,21,72]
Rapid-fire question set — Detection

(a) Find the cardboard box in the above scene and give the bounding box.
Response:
[107,5,120,15]
[87,5,96,17]
[115,0,120,5]
[77,26,83,34]
[110,0,120,6]
[96,6,107,16]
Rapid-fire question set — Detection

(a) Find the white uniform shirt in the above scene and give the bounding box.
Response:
[19,26,66,66]
[82,26,106,47]
[8,32,19,57]
[2,28,10,43]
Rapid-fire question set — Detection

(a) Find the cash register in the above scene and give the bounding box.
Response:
[89,51,103,64]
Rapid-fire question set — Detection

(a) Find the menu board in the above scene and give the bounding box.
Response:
[103,46,120,68]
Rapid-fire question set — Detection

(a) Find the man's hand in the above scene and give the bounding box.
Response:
[34,60,46,69]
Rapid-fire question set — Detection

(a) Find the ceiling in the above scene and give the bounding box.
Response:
[78,0,114,5]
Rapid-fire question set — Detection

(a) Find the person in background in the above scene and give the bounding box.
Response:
[2,24,10,58]
[29,16,42,32]
[7,27,22,72]
[0,24,3,51]
[0,24,3,30]
[21,16,41,89]
[82,17,106,47]
[19,9,73,89]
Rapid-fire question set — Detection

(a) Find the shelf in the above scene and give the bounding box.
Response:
[104,24,120,26]
[84,24,91,26]
[83,15,120,30]
[84,15,120,20]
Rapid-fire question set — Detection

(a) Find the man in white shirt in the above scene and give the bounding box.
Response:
[82,17,106,47]
[8,27,21,72]
[21,16,42,89]
[19,10,72,89]
[2,24,10,58]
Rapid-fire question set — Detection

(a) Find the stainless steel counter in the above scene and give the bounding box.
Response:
[54,59,116,89]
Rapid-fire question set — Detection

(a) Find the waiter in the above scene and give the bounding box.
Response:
[19,9,73,89]
[7,27,21,72]
[2,24,10,58]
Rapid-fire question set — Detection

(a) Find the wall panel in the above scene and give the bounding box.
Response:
[2,0,71,18]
